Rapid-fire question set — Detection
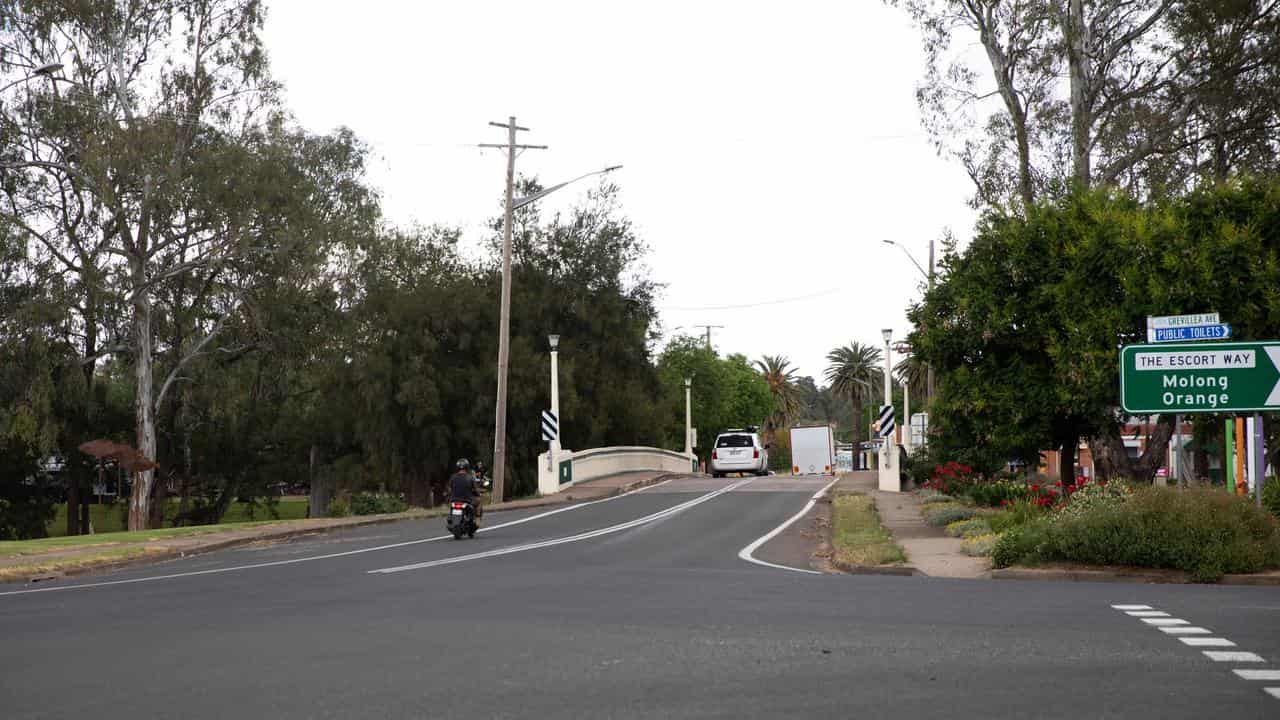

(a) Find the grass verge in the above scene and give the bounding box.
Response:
[831,492,907,567]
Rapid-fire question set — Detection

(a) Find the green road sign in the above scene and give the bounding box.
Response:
[1120,341,1280,413]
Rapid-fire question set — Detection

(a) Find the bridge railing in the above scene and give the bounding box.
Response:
[537,446,697,495]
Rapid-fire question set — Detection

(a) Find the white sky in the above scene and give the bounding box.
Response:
[263,0,977,382]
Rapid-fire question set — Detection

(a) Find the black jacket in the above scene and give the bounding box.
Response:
[449,471,478,502]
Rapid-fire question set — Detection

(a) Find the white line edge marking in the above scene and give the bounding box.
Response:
[1235,670,1280,681]
[736,476,840,575]
[1203,651,1264,662]
[1159,626,1212,635]
[1111,604,1152,610]
[1264,687,1280,699]
[370,478,753,574]
[1179,637,1236,647]
[0,478,676,597]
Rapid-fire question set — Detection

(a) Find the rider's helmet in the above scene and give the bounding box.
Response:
[455,458,470,471]
[474,461,486,475]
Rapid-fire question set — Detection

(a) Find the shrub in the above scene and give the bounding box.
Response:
[964,479,1031,507]
[946,518,992,538]
[961,533,998,557]
[925,505,976,527]
[924,461,978,496]
[1054,481,1134,521]
[921,494,958,506]
[326,499,351,518]
[988,498,1048,533]
[350,492,408,516]
[992,487,1280,581]
[1263,478,1280,519]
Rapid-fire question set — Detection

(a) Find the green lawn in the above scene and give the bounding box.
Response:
[45,498,310,537]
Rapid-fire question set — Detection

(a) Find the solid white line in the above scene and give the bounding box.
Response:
[1159,626,1213,635]
[1112,604,1152,610]
[1143,618,1190,626]
[0,478,676,598]
[1126,610,1169,617]
[737,476,841,575]
[370,478,753,574]
[1264,687,1280,699]
[1235,670,1280,681]
[1180,637,1236,647]
[1203,651,1265,663]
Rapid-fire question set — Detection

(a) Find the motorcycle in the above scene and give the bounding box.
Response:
[446,499,477,539]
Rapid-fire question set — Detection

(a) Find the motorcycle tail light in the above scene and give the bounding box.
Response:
[451,502,466,509]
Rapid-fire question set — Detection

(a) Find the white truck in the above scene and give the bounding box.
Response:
[789,425,835,476]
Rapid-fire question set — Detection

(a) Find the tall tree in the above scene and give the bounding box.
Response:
[824,343,883,450]
[755,354,801,448]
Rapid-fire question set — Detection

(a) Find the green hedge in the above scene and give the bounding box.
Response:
[992,487,1280,582]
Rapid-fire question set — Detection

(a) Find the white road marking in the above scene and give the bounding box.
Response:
[1179,637,1236,647]
[370,478,754,574]
[1159,626,1213,635]
[1111,604,1152,610]
[1203,651,1264,663]
[0,478,676,598]
[1143,618,1190,626]
[1234,670,1280,681]
[737,476,841,575]
[1125,610,1169,617]
[1264,688,1280,699]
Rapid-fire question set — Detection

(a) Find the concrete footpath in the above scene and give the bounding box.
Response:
[839,471,990,579]
[0,470,680,583]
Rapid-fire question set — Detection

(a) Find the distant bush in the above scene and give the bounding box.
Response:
[964,479,1031,507]
[961,533,998,557]
[992,487,1280,581]
[988,498,1048,534]
[326,499,351,518]
[350,492,407,516]
[924,505,975,527]
[1054,481,1134,521]
[1263,479,1280,519]
[945,518,992,538]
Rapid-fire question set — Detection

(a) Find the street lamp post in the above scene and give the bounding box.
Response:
[684,377,693,457]
[489,161,621,503]
[883,238,937,401]
[548,335,561,460]
[879,328,899,492]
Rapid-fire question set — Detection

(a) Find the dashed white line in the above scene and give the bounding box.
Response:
[1234,670,1280,681]
[1111,604,1152,610]
[1204,651,1264,663]
[0,478,676,597]
[1179,637,1237,647]
[1142,618,1190,626]
[737,476,841,575]
[1159,626,1213,635]
[1125,610,1169,617]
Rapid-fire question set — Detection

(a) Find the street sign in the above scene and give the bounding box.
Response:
[877,404,895,438]
[1120,342,1280,413]
[540,410,558,442]
[1146,323,1232,343]
[1147,312,1220,330]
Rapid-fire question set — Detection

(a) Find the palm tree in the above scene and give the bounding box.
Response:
[755,354,801,448]
[825,342,883,454]
[894,354,927,411]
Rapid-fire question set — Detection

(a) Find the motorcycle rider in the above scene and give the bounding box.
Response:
[448,459,482,522]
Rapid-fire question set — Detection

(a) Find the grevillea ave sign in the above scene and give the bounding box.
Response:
[1120,341,1280,413]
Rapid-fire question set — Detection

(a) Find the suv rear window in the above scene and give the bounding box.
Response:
[716,434,753,448]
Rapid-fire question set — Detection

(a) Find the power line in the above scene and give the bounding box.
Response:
[663,288,840,312]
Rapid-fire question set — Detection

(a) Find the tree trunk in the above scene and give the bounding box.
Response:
[1058,435,1078,485]
[129,260,157,531]
[308,445,331,518]
[79,494,91,534]
[851,398,863,468]
[66,471,82,536]
[149,474,167,529]
[1066,0,1092,186]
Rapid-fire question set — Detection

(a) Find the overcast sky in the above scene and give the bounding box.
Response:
[263,1,977,382]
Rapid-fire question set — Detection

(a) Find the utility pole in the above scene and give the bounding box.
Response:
[692,324,724,351]
[926,237,936,401]
[479,117,546,503]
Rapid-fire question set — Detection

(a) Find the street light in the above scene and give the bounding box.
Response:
[491,164,622,503]
[883,238,937,401]
[0,62,65,94]
[548,334,561,461]
[879,328,898,492]
[684,377,693,457]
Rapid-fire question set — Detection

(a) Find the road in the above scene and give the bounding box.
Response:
[2,474,1279,719]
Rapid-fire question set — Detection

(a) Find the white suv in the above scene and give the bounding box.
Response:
[711,429,769,477]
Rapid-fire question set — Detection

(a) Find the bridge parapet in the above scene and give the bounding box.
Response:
[537,446,697,495]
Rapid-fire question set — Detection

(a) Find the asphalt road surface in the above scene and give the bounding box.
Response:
[3,475,1279,719]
